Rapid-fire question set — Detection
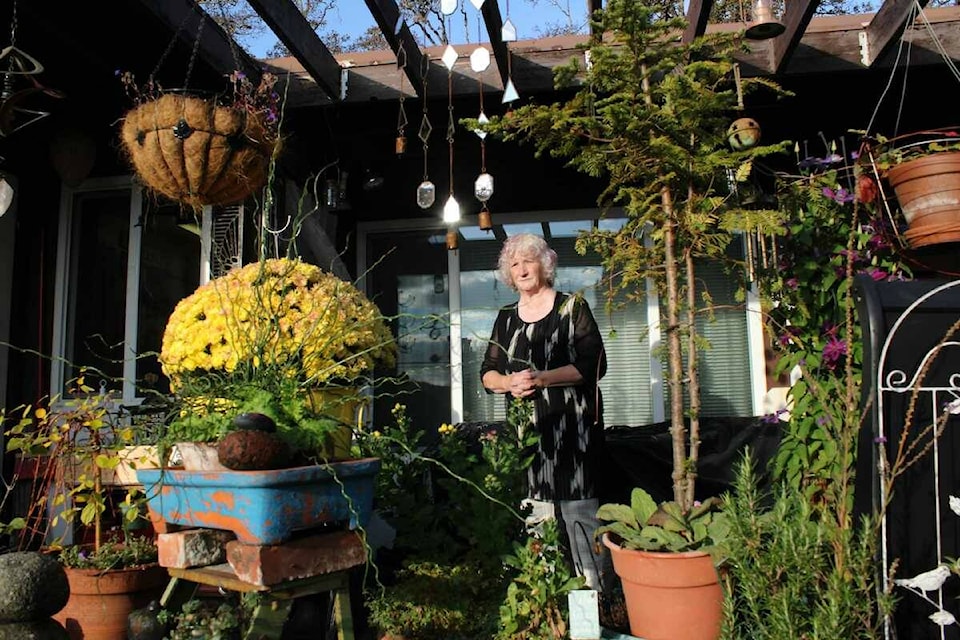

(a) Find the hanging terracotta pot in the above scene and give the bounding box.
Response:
[886,151,960,248]
[602,534,723,640]
[53,564,168,640]
[120,93,278,209]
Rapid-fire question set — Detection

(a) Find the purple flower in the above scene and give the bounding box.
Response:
[822,336,847,368]
[867,268,888,281]
[823,186,854,203]
[785,277,799,290]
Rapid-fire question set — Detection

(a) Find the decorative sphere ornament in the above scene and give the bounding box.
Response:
[727,117,761,150]
[474,173,494,202]
[417,181,436,209]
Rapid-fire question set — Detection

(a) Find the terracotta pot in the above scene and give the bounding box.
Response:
[53,564,168,640]
[602,534,722,640]
[886,151,960,248]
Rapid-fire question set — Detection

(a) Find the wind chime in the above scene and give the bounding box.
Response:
[501,0,519,104]
[725,62,775,283]
[440,1,460,250]
[416,53,435,212]
[470,3,494,231]
[0,0,63,138]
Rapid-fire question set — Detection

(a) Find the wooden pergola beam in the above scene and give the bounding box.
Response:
[772,0,821,73]
[863,0,931,66]
[246,0,342,101]
[364,0,428,96]
[682,0,715,43]
[138,0,262,83]
[481,0,511,89]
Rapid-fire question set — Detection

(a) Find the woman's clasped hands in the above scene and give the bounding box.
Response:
[508,368,540,398]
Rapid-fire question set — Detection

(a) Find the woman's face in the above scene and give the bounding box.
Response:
[509,251,544,293]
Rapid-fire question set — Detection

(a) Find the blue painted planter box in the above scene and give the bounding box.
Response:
[137,457,380,545]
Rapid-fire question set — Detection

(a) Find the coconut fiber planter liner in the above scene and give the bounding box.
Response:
[120,93,277,208]
[137,458,380,545]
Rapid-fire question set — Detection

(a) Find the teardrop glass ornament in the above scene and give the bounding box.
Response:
[441,0,457,15]
[417,181,436,209]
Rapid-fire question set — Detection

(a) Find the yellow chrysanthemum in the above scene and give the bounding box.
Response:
[160,258,396,391]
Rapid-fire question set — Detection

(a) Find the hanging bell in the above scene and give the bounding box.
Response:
[446,229,459,250]
[478,208,492,231]
[396,135,407,156]
[727,117,762,151]
[745,0,785,40]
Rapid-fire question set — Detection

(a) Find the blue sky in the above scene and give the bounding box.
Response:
[243,1,590,57]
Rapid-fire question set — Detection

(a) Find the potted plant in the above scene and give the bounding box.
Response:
[118,69,281,209]
[136,257,397,544]
[2,376,166,640]
[480,1,788,638]
[859,127,960,248]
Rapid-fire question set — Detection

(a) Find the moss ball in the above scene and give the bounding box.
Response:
[0,552,69,622]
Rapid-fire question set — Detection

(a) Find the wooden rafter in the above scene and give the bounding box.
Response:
[364,0,427,97]
[863,0,932,66]
[138,0,261,83]
[246,0,342,101]
[480,0,511,88]
[682,0,715,43]
[772,0,821,73]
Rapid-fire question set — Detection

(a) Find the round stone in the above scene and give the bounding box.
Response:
[0,552,69,622]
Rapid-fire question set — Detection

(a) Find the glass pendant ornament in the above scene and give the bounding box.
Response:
[502,78,519,104]
[474,111,489,140]
[474,173,494,202]
[470,47,491,73]
[417,181,436,208]
[443,194,461,223]
[442,45,458,70]
[469,0,484,8]
[502,19,517,42]
[441,0,458,15]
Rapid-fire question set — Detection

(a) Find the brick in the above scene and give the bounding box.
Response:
[158,529,236,569]
[226,530,366,586]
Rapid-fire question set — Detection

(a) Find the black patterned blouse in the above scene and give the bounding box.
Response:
[481,292,607,501]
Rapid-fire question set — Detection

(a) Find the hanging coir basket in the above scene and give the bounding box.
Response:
[120,93,278,209]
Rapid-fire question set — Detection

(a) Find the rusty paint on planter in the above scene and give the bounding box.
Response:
[138,458,380,545]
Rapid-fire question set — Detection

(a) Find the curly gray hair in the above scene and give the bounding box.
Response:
[497,233,557,289]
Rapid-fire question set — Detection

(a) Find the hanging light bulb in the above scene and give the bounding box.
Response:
[745,0,785,40]
[443,194,460,223]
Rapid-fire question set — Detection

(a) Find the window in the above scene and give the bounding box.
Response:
[52,179,201,402]
[361,212,762,430]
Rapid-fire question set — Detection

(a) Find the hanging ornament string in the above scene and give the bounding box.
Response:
[396,40,408,156]
[501,0,519,105]
[470,16,494,231]
[416,54,435,209]
[442,40,460,225]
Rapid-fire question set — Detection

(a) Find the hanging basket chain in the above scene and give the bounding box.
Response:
[148,4,197,88]
[184,12,206,90]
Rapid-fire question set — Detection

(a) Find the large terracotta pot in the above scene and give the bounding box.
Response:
[602,534,722,640]
[53,564,168,640]
[886,151,960,248]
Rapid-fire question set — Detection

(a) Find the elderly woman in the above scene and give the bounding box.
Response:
[481,232,609,591]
